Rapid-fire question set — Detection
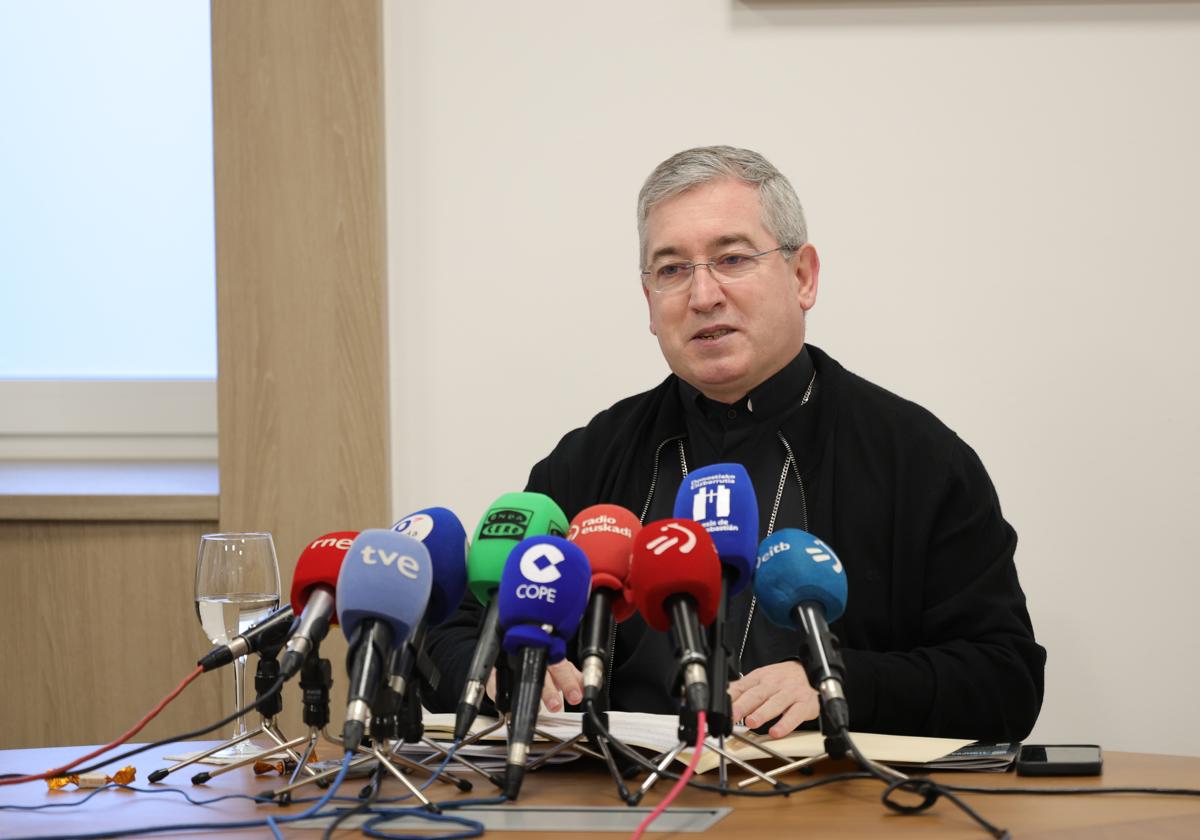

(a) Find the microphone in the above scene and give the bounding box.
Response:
[629,518,722,714]
[387,507,468,699]
[674,463,757,595]
[197,604,295,672]
[674,463,757,743]
[336,529,432,751]
[453,492,568,741]
[279,531,359,679]
[568,504,640,705]
[497,535,591,799]
[754,529,850,731]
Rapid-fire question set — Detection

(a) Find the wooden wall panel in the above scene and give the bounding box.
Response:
[0,521,224,749]
[211,0,389,738]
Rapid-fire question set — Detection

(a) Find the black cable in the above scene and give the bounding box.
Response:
[322,764,384,840]
[583,696,1012,838]
[943,782,1200,797]
[844,734,1010,839]
[64,676,286,777]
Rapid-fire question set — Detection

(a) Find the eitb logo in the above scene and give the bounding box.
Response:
[479,508,533,540]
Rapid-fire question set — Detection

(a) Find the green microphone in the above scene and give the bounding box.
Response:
[454,492,568,741]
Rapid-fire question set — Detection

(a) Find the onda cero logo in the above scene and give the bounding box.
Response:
[479,508,533,540]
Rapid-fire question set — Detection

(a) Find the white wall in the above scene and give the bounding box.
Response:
[385,1,1200,756]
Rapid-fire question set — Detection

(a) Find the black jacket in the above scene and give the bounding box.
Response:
[424,345,1045,741]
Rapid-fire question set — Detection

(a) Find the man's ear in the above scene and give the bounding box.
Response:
[643,283,657,335]
[794,243,820,312]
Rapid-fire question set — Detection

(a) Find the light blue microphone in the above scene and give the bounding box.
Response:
[754,528,850,731]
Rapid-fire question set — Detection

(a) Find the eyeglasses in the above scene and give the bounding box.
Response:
[640,246,795,295]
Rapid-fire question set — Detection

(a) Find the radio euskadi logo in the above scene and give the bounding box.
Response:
[479,508,533,540]
[393,513,434,541]
[518,543,564,584]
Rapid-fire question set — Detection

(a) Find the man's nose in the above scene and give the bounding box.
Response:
[688,264,726,311]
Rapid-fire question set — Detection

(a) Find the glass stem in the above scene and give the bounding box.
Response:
[232,654,249,742]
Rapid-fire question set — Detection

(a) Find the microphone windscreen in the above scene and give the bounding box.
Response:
[290,531,359,620]
[336,529,432,646]
[497,536,591,662]
[629,518,722,632]
[674,463,757,596]
[467,492,568,605]
[568,504,639,622]
[393,507,468,626]
[754,529,848,627]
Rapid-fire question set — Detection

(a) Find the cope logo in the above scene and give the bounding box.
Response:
[392,513,434,542]
[479,508,533,540]
[515,543,563,603]
[645,522,697,555]
[519,543,564,584]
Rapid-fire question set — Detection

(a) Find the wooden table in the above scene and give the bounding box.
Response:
[3,741,1200,838]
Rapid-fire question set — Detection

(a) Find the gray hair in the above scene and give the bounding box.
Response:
[637,146,808,269]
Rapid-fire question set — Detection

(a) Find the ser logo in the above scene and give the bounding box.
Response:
[392,513,434,542]
[479,508,533,540]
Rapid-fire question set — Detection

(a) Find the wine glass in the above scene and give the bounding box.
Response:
[195,532,281,757]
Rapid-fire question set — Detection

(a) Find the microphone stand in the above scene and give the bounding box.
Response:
[151,640,311,784]
[628,586,788,803]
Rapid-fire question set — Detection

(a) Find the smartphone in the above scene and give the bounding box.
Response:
[1015,744,1103,776]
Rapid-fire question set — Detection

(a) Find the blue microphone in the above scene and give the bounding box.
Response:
[674,463,757,595]
[675,462,758,741]
[497,535,591,799]
[387,507,469,700]
[336,529,432,751]
[755,529,849,731]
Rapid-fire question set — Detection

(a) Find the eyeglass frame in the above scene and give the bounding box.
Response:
[640,245,799,294]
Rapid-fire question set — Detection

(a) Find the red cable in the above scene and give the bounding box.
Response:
[0,664,204,786]
[631,710,707,840]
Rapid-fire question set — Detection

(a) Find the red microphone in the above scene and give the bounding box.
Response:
[569,504,640,704]
[629,519,721,713]
[280,531,358,678]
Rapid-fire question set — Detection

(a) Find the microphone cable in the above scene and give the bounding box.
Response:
[582,698,1016,838]
[631,710,706,840]
[53,674,287,779]
[0,665,205,787]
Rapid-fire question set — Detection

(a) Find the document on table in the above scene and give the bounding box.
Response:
[419,711,974,774]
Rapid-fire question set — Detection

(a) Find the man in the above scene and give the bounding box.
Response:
[427,146,1045,741]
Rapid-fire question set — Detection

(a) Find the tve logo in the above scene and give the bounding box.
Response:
[692,483,732,521]
[646,522,697,555]
[392,513,434,541]
[519,543,564,584]
[360,544,422,580]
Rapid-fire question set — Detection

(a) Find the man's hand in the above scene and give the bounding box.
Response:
[729,661,820,739]
[485,659,584,712]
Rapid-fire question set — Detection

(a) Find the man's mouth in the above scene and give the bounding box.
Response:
[694,327,735,341]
